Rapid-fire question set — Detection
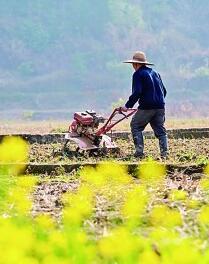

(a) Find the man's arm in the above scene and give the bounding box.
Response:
[158,74,167,97]
[125,72,142,108]
[163,86,167,97]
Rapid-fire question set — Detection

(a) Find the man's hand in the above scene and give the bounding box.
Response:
[119,106,128,112]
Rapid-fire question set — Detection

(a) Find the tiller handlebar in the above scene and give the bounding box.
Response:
[96,107,137,136]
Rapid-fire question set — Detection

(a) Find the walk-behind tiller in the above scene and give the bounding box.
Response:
[64,108,136,155]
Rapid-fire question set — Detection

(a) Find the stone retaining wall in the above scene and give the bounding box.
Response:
[24,162,205,176]
[0,128,208,144]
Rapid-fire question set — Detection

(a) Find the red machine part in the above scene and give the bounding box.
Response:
[70,120,78,132]
[74,112,93,125]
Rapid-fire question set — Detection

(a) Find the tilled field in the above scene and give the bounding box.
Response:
[29,137,209,165]
[32,175,80,220]
[29,135,208,223]
[32,169,206,238]
[30,136,208,226]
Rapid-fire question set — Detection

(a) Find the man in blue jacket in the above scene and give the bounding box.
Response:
[121,51,168,159]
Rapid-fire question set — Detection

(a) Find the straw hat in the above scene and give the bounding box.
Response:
[123,51,154,65]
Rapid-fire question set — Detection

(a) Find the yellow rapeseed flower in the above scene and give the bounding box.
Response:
[16,257,39,264]
[161,239,200,264]
[79,166,106,188]
[80,163,132,199]
[150,227,180,242]
[200,176,209,191]
[63,186,94,226]
[49,230,67,249]
[138,249,160,264]
[17,176,37,189]
[96,162,131,185]
[121,185,148,223]
[197,205,209,225]
[42,255,72,264]
[0,221,35,259]
[149,205,182,228]
[138,160,166,185]
[98,227,138,259]
[8,187,32,214]
[35,214,55,230]
[169,189,188,201]
[0,136,29,175]
[204,164,209,175]
[186,199,200,209]
[0,136,28,163]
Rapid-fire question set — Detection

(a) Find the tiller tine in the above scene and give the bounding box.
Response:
[100,135,118,149]
[65,133,118,151]
[65,133,98,150]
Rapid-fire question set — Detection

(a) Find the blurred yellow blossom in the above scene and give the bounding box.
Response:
[98,227,139,260]
[62,186,94,225]
[0,136,29,174]
[96,162,131,185]
[150,227,180,242]
[204,164,209,175]
[138,249,160,264]
[150,205,182,228]
[8,187,32,214]
[170,189,188,201]
[35,214,55,230]
[197,205,209,225]
[121,185,148,224]
[138,160,165,185]
[161,239,200,264]
[0,221,35,262]
[0,136,28,163]
[17,176,37,189]
[42,255,72,264]
[186,198,200,209]
[200,176,209,191]
[79,166,103,187]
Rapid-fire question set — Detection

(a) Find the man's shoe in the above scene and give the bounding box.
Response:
[134,152,145,159]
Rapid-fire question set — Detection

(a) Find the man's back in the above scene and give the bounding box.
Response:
[132,66,167,110]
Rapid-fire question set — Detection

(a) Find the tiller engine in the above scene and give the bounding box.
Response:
[64,108,136,153]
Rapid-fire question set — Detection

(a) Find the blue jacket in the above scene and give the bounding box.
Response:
[125,66,167,109]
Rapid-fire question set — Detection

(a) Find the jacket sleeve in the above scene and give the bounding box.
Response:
[125,72,142,108]
[158,74,167,97]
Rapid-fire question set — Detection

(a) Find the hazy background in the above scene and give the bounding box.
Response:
[0,0,209,120]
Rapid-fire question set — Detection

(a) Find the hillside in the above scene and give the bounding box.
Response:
[0,0,209,119]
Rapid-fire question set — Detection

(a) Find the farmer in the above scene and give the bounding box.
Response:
[121,51,168,159]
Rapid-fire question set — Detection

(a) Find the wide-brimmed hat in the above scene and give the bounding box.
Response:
[123,51,154,65]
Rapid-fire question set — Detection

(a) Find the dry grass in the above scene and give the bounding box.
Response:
[0,121,68,134]
[0,118,208,134]
[115,118,209,131]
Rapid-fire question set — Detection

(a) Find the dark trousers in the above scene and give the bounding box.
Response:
[130,109,168,157]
